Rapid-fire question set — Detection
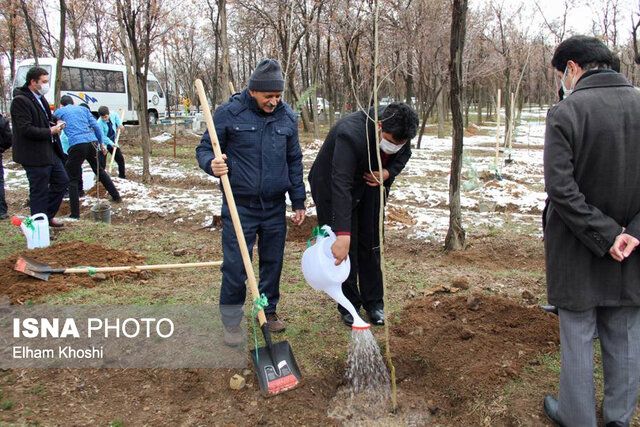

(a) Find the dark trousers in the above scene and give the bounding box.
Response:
[66,143,120,218]
[316,186,385,314]
[23,155,69,220]
[0,152,7,215]
[99,145,125,178]
[219,201,287,326]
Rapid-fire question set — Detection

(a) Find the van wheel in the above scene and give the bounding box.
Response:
[148,111,158,124]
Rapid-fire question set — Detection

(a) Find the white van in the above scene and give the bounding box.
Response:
[12,58,166,124]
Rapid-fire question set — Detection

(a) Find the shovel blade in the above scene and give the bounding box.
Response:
[14,257,52,281]
[251,340,302,397]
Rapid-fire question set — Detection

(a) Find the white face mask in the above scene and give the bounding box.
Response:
[561,66,575,98]
[380,137,404,154]
[38,83,50,96]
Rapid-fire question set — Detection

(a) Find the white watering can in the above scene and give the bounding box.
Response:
[11,213,50,249]
[301,225,369,329]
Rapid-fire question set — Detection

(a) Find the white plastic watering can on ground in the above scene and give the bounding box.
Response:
[301,225,369,329]
[12,213,50,249]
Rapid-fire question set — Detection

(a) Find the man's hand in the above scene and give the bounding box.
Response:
[101,144,108,155]
[609,233,640,262]
[50,125,60,135]
[331,235,351,265]
[291,209,306,225]
[364,169,390,187]
[210,154,228,177]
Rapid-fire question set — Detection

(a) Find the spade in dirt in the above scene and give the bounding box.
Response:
[195,79,302,397]
[14,256,222,281]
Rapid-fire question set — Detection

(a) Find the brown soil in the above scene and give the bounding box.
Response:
[0,241,146,304]
[0,294,559,426]
[391,295,559,423]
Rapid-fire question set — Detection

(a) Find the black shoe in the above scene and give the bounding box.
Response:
[0,213,9,220]
[543,395,565,427]
[368,309,385,325]
[110,196,122,203]
[341,312,354,326]
[541,305,559,315]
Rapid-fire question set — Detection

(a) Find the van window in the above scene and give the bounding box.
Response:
[60,66,82,91]
[13,65,53,89]
[105,70,125,93]
[147,81,164,97]
[82,68,107,92]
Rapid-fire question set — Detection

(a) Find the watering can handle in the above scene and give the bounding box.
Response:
[321,225,336,240]
[31,213,48,222]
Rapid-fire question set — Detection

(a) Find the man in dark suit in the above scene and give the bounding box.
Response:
[10,67,68,227]
[542,36,640,427]
[309,103,418,326]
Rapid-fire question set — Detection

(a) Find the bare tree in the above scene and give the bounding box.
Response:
[20,0,39,63]
[445,0,469,251]
[115,0,172,182]
[53,0,65,108]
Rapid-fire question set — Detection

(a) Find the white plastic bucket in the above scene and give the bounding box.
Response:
[21,213,50,249]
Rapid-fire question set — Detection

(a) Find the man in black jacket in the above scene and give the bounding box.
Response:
[309,103,418,326]
[542,36,640,427]
[10,67,68,227]
[0,113,12,220]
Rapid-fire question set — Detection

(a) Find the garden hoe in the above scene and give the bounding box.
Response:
[14,256,222,281]
[195,79,302,397]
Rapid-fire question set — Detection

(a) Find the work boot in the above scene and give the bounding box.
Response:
[223,325,243,347]
[265,312,286,333]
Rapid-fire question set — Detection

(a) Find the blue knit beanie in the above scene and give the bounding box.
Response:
[248,59,285,92]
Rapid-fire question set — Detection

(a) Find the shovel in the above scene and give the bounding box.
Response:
[14,256,222,281]
[195,79,302,397]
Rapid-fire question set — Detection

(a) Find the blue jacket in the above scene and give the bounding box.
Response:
[53,105,102,148]
[196,89,305,210]
[97,113,123,147]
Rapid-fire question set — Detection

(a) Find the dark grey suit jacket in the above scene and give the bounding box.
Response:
[544,71,640,310]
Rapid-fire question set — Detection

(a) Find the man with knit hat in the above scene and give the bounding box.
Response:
[197,59,306,345]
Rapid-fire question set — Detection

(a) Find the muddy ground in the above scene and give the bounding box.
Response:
[0,132,636,426]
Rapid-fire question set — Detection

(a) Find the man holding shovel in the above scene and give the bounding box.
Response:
[196,59,306,345]
[97,106,126,179]
[54,96,122,219]
[308,103,418,326]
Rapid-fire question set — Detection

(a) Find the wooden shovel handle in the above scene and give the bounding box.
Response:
[64,261,222,274]
[194,79,267,327]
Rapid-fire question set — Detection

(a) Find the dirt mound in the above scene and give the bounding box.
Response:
[286,215,317,244]
[391,295,558,420]
[0,241,146,304]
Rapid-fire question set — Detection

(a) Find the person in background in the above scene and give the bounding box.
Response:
[196,59,306,346]
[54,96,121,219]
[10,66,68,227]
[542,35,640,427]
[97,106,126,179]
[0,113,12,220]
[308,102,418,326]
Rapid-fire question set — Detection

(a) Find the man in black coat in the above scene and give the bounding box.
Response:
[0,113,12,220]
[309,103,418,326]
[10,67,68,227]
[542,36,640,427]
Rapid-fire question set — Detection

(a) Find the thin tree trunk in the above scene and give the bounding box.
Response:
[416,86,442,149]
[436,76,445,138]
[445,0,468,251]
[218,0,230,101]
[54,0,66,108]
[20,0,39,64]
